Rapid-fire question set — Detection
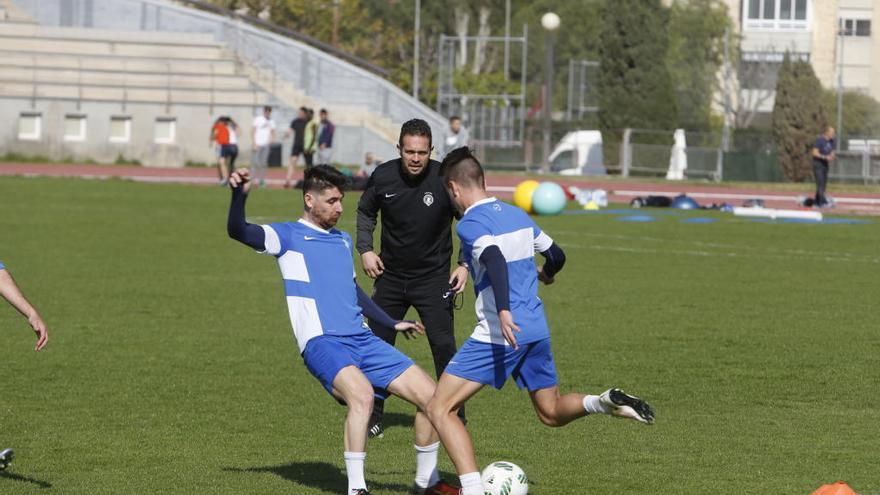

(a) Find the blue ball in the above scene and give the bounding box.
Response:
[532,182,567,215]
[671,194,700,210]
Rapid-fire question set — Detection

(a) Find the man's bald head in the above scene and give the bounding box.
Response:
[440,146,485,190]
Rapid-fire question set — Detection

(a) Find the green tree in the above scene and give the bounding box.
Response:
[823,90,880,139]
[667,0,731,131]
[772,54,828,182]
[597,0,677,135]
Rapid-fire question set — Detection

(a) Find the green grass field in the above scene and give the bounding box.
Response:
[1,176,879,494]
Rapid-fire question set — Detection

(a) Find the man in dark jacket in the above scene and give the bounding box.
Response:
[357,119,469,438]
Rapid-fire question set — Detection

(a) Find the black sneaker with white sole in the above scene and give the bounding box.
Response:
[0,448,14,470]
[368,420,384,439]
[353,489,372,495]
[599,388,655,424]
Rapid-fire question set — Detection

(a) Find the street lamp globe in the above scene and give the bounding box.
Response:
[541,12,560,31]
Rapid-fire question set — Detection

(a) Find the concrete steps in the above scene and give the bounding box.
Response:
[0,50,239,75]
[0,65,253,90]
[0,81,265,105]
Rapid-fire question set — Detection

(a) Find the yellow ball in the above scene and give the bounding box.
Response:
[513,180,540,213]
[584,201,600,210]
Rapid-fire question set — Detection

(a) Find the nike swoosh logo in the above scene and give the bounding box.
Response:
[385,193,397,198]
[304,236,316,240]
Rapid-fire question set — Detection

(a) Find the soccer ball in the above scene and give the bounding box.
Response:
[481,461,528,495]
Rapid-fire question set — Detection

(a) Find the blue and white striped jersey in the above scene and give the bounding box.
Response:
[456,197,554,346]
[0,260,5,270]
[260,219,368,353]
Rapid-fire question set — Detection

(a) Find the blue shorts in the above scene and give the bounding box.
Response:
[444,337,558,391]
[302,331,414,400]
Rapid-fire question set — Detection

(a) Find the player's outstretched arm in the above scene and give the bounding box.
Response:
[479,246,521,349]
[537,243,566,285]
[356,283,424,339]
[227,168,266,251]
[0,269,48,351]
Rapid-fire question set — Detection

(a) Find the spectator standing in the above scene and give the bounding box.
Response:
[811,126,836,207]
[442,116,469,158]
[251,106,276,188]
[303,108,318,169]
[211,117,230,185]
[283,107,309,189]
[317,109,335,166]
[222,117,240,177]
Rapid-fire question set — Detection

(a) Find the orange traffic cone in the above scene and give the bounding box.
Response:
[811,481,858,495]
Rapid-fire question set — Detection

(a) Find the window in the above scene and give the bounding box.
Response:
[18,113,41,140]
[63,115,87,142]
[154,117,176,144]
[841,19,871,37]
[744,0,808,30]
[109,116,131,143]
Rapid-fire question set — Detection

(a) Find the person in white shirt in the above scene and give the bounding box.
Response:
[442,116,469,159]
[251,106,276,188]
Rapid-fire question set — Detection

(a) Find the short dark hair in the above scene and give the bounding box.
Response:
[263,105,272,113]
[449,115,461,123]
[399,118,432,148]
[302,165,349,196]
[320,108,328,114]
[439,146,484,190]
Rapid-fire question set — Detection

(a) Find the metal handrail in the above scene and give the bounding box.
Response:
[175,0,390,79]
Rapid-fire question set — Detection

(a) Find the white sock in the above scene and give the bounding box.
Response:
[583,394,611,415]
[413,442,441,488]
[344,451,367,493]
[459,471,484,495]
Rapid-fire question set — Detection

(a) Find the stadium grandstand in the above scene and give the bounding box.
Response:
[0,0,445,167]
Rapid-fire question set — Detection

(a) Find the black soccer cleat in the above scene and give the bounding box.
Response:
[600,388,655,424]
[352,490,372,495]
[368,420,384,439]
[0,448,14,470]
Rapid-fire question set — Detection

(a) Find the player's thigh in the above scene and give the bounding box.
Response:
[331,365,375,407]
[411,275,455,344]
[386,364,436,410]
[429,372,484,414]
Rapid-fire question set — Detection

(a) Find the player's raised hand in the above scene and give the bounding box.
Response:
[498,310,521,349]
[30,313,48,351]
[361,251,385,279]
[537,266,555,285]
[394,319,425,340]
[229,168,252,194]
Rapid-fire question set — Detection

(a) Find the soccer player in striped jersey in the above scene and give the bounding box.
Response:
[226,165,459,495]
[425,148,656,495]
[0,259,48,471]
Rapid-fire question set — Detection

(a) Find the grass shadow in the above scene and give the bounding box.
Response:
[0,471,53,489]
[223,461,410,493]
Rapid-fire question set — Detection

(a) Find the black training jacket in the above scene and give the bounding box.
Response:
[356,158,461,279]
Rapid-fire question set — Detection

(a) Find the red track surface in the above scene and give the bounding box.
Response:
[3,162,879,215]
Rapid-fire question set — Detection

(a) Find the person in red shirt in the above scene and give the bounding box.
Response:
[211,117,232,185]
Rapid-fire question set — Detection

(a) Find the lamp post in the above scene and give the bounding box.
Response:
[413,0,421,100]
[541,12,560,173]
[836,21,845,152]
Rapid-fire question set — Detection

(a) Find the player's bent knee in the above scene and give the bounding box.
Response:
[347,390,374,415]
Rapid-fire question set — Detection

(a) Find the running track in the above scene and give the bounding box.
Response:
[2,163,879,215]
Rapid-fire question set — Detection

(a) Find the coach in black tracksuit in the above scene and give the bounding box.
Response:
[357,119,469,436]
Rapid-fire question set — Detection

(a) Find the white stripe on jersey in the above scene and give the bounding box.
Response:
[470,227,536,263]
[262,224,282,255]
[286,296,324,351]
[278,250,311,282]
[534,231,554,253]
